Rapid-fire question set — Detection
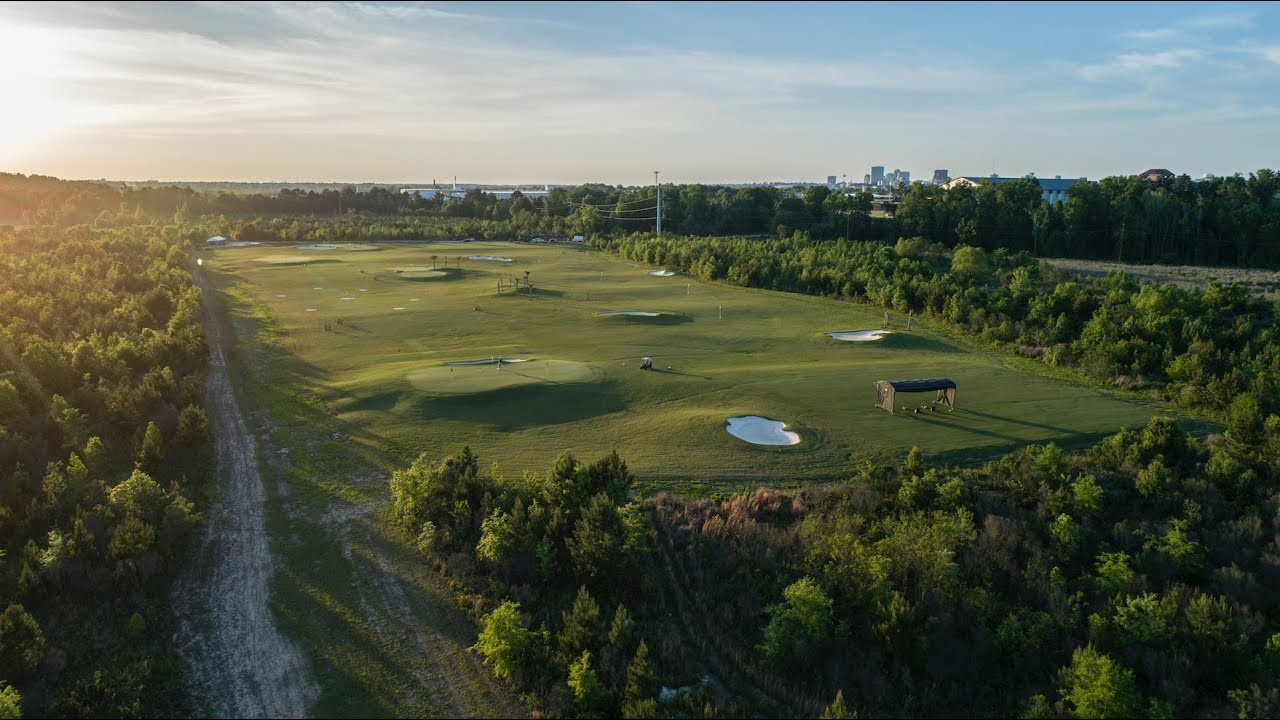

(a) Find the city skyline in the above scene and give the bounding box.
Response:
[1,1,1277,185]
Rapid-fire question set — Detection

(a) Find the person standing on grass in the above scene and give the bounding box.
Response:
[884,310,890,328]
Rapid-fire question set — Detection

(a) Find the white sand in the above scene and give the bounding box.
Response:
[340,296,355,301]
[388,267,447,278]
[224,241,262,248]
[358,289,368,292]
[296,244,338,250]
[598,311,661,317]
[648,270,675,276]
[468,255,513,262]
[305,308,317,312]
[827,330,892,342]
[409,298,420,302]
[393,307,405,311]
[725,416,801,445]
[445,358,530,366]
[313,287,323,290]
[275,294,287,298]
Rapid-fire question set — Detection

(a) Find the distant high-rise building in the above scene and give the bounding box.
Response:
[870,166,885,186]
[899,171,910,185]
[827,175,838,189]
[932,169,949,185]
[863,174,871,184]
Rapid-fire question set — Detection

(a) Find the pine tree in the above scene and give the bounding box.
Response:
[822,689,857,719]
[624,640,656,704]
[558,585,601,663]
[608,604,631,649]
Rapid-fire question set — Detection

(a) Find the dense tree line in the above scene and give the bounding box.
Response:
[393,409,1280,718]
[896,171,1280,267]
[3,174,896,242]
[389,448,707,718]
[593,232,1280,420]
[8,170,1279,268]
[653,410,1280,718]
[0,218,210,717]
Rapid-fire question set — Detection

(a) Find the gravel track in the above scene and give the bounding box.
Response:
[171,269,318,718]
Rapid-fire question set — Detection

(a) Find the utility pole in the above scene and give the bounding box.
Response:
[654,170,662,236]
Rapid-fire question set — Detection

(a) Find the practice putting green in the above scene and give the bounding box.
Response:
[406,359,598,393]
[205,241,1176,491]
[254,254,341,265]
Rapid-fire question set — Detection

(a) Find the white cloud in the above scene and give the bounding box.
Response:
[1120,28,1180,41]
[7,1,1008,145]
[1182,12,1254,29]
[1080,49,1204,80]
[1117,10,1254,43]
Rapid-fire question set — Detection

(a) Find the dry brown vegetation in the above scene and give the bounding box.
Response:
[1044,258,1280,300]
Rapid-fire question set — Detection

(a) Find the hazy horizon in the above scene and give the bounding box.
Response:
[2,1,1277,186]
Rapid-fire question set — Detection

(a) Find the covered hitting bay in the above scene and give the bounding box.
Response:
[875,378,957,413]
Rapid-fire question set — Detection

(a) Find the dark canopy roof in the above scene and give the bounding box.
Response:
[881,378,956,392]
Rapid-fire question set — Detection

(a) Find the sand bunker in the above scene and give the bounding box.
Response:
[597,311,661,317]
[387,266,448,279]
[305,308,317,312]
[725,416,801,446]
[254,255,335,265]
[828,330,892,342]
[468,255,513,262]
[275,294,287,298]
[648,270,675,277]
[340,296,355,301]
[224,241,262,248]
[393,307,405,311]
[358,289,368,292]
[445,358,530,366]
[294,243,380,252]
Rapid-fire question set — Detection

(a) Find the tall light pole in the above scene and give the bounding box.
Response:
[654,170,662,236]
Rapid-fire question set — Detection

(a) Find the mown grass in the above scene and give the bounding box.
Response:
[205,241,1180,495]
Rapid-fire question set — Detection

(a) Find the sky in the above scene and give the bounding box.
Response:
[0,1,1277,186]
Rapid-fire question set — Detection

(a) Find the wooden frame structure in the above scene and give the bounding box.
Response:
[875,378,957,414]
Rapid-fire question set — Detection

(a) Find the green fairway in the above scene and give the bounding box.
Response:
[206,241,1171,491]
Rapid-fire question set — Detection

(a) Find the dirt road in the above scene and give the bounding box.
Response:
[172,263,521,718]
[171,269,318,718]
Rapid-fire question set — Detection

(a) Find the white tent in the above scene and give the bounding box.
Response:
[206,235,227,244]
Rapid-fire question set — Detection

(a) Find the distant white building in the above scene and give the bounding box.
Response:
[943,174,1087,204]
[401,181,553,201]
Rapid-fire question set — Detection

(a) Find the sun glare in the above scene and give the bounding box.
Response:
[0,24,73,139]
